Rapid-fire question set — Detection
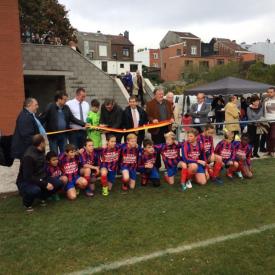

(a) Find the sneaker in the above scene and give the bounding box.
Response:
[211,177,223,185]
[226,173,234,180]
[102,186,109,196]
[40,200,47,207]
[181,183,187,192]
[235,171,243,179]
[121,183,129,191]
[52,194,60,201]
[186,180,193,189]
[25,206,34,213]
[85,190,94,197]
[253,153,260,158]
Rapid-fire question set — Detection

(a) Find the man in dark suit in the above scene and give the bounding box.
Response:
[11,98,40,160]
[39,91,87,154]
[146,87,174,168]
[122,96,148,146]
[190,92,210,133]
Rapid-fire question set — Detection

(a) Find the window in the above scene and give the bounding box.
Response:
[130,64,138,72]
[185,60,193,66]
[176,49,181,56]
[84,41,89,57]
[153,53,159,59]
[182,41,187,47]
[199,61,209,68]
[120,63,124,68]
[101,61,108,72]
[164,63,166,69]
[123,48,130,57]
[217,59,225,65]
[153,63,159,68]
[99,45,107,57]
[191,46,197,55]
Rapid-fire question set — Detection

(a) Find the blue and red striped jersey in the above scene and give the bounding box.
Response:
[120,143,140,170]
[182,141,205,163]
[215,140,235,162]
[79,149,99,167]
[197,134,214,156]
[46,164,62,178]
[233,141,252,166]
[138,149,157,169]
[59,153,80,181]
[98,145,121,171]
[155,143,181,169]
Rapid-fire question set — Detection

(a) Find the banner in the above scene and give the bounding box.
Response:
[46,120,173,136]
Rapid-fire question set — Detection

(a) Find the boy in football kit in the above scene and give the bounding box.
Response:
[79,139,100,197]
[120,133,140,191]
[138,139,161,187]
[233,133,253,179]
[181,128,207,189]
[155,131,186,185]
[99,135,121,196]
[46,151,68,200]
[197,124,224,184]
[214,131,239,180]
[59,144,88,200]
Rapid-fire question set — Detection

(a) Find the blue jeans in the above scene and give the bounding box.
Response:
[17,177,63,207]
[48,133,67,154]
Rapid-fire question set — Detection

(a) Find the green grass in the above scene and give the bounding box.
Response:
[0,158,275,275]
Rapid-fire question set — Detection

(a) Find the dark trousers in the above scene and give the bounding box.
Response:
[260,134,267,151]
[247,125,260,155]
[138,89,145,106]
[17,177,63,207]
[151,126,168,169]
[68,130,87,149]
[48,133,67,154]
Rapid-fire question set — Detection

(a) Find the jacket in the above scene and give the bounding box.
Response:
[100,104,123,129]
[39,102,85,132]
[225,102,241,132]
[11,108,40,159]
[146,99,174,135]
[122,106,148,135]
[190,102,211,124]
[16,145,47,188]
[133,75,145,96]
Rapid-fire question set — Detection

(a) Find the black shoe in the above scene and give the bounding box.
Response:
[253,154,260,158]
[25,206,34,213]
[260,148,267,153]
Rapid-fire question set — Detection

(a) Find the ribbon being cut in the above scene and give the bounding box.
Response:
[46,120,173,135]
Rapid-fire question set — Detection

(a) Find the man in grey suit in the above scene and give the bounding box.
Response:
[190,93,211,133]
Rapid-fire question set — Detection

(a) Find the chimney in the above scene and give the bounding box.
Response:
[97,30,101,34]
[124,30,129,39]
[267,38,271,43]
[232,40,236,43]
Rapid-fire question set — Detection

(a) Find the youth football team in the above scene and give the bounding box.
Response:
[45,123,253,200]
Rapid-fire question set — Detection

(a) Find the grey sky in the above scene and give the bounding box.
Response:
[59,0,275,49]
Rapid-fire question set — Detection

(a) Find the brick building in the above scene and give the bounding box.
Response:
[160,31,252,82]
[0,0,24,135]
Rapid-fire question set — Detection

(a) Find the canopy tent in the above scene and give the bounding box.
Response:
[185,77,272,96]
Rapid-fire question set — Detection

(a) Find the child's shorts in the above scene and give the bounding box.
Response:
[197,164,205,174]
[107,170,116,184]
[121,168,137,181]
[140,167,160,179]
[64,176,80,191]
[167,166,178,177]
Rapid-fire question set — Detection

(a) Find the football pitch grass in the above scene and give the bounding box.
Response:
[1,158,275,275]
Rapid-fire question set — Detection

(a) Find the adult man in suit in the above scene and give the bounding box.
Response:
[190,93,211,133]
[146,87,174,168]
[122,96,148,146]
[11,98,41,160]
[39,91,87,154]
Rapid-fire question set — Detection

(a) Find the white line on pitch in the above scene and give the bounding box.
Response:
[67,223,275,275]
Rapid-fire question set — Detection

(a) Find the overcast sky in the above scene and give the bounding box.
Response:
[58,0,275,49]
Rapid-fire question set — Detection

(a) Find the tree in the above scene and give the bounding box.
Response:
[19,0,75,44]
